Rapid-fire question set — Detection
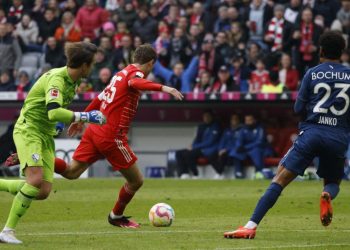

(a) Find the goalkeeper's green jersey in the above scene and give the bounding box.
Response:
[17,66,80,136]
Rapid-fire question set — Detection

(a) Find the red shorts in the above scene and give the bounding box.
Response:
[73,126,137,171]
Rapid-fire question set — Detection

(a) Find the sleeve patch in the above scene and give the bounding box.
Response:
[49,88,60,99]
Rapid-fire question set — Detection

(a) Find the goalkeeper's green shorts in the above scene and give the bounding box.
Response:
[13,121,55,183]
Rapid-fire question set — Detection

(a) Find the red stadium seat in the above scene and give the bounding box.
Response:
[197,157,209,166]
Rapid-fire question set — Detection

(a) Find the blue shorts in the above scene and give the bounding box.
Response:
[280,127,348,180]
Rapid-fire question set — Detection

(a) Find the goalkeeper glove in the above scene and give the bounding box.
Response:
[55,122,65,135]
[74,110,106,125]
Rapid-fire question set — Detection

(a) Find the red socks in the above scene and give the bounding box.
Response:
[112,183,136,216]
[54,158,68,174]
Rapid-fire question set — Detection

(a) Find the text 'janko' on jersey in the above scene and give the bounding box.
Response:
[295,62,350,132]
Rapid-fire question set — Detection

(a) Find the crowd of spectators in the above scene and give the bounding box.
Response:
[0,0,349,93]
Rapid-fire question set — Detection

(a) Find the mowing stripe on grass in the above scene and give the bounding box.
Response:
[18,229,350,237]
[216,243,350,250]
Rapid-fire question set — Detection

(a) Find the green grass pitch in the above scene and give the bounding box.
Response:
[1,178,350,249]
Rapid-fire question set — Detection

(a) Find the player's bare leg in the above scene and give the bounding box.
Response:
[108,163,143,228]
[57,159,89,180]
[224,165,297,239]
[320,178,341,226]
[0,166,49,244]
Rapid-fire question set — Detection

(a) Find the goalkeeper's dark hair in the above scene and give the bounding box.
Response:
[65,42,97,68]
[133,44,157,65]
[319,31,346,60]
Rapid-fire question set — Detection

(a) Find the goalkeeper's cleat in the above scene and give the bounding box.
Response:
[320,191,333,226]
[5,153,19,167]
[224,226,256,239]
[108,214,140,228]
[0,229,22,244]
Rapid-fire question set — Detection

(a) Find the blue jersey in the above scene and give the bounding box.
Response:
[295,62,350,131]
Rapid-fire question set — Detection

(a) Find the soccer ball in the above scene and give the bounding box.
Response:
[149,203,175,227]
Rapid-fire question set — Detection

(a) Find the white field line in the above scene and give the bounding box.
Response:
[215,243,350,250]
[17,229,350,237]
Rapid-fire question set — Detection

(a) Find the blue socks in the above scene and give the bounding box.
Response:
[323,183,339,200]
[250,182,283,224]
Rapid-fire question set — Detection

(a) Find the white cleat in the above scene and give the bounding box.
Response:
[0,230,22,244]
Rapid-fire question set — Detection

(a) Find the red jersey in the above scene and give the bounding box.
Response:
[88,64,162,138]
[249,70,270,93]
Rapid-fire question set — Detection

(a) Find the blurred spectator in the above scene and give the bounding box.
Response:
[60,0,79,15]
[167,27,192,68]
[90,48,113,89]
[214,6,231,33]
[178,16,189,32]
[153,0,171,19]
[15,14,41,52]
[336,0,350,33]
[16,70,32,92]
[45,37,66,67]
[261,70,285,93]
[187,24,203,55]
[112,35,134,71]
[164,4,180,33]
[113,21,128,49]
[31,0,45,22]
[8,0,24,24]
[0,70,16,91]
[118,0,138,30]
[198,33,224,76]
[215,31,232,65]
[313,0,341,28]
[244,0,273,44]
[99,36,114,62]
[265,4,293,53]
[154,27,170,62]
[227,6,240,23]
[231,56,250,92]
[132,7,158,43]
[76,78,93,94]
[54,11,81,43]
[341,49,350,67]
[249,58,270,93]
[227,22,248,49]
[75,0,109,40]
[246,42,263,71]
[105,0,119,11]
[153,57,198,92]
[38,8,60,44]
[231,114,266,179]
[0,9,7,24]
[209,114,242,179]
[278,53,299,91]
[292,7,323,75]
[284,0,302,24]
[101,21,115,39]
[95,67,112,91]
[0,116,17,166]
[193,71,212,94]
[0,23,22,78]
[133,36,143,48]
[176,110,221,179]
[210,65,233,93]
[190,2,213,32]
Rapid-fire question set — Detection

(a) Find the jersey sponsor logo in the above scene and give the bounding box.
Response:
[49,88,59,99]
[32,153,40,163]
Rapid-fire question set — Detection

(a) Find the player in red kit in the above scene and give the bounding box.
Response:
[6,44,183,228]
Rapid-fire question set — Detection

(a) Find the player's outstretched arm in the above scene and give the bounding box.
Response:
[129,78,183,100]
[161,85,184,100]
[47,106,106,125]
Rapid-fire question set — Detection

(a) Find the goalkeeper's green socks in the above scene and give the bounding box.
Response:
[0,179,25,195]
[4,183,39,229]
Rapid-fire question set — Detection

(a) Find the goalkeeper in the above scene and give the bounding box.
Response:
[0,42,106,244]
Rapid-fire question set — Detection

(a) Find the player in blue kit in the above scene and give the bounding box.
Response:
[224,31,350,239]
